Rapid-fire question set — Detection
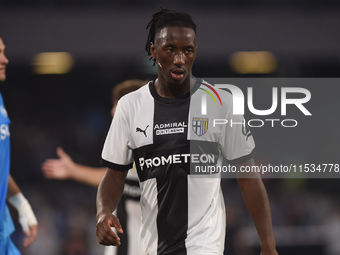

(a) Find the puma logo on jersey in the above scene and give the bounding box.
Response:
[136,125,149,137]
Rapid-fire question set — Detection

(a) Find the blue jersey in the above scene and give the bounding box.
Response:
[0,93,15,239]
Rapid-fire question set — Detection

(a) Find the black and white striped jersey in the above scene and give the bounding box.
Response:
[101,79,255,255]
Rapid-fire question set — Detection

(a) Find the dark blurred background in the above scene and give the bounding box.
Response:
[0,0,340,254]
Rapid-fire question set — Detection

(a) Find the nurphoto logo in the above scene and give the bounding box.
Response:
[200,80,312,128]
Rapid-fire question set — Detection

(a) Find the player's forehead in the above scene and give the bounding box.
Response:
[155,26,196,46]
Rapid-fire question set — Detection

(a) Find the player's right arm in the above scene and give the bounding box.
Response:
[96,168,128,246]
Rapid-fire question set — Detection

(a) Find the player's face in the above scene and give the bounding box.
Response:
[0,38,9,82]
[151,26,197,86]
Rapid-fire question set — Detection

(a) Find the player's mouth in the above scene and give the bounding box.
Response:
[170,68,185,81]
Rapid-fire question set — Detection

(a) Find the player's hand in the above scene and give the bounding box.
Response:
[23,223,38,248]
[8,193,39,248]
[41,147,74,179]
[18,203,38,248]
[96,212,123,246]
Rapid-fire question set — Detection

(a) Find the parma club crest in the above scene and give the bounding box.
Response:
[192,117,208,136]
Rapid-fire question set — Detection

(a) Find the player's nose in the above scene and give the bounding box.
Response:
[0,54,9,65]
[174,52,185,66]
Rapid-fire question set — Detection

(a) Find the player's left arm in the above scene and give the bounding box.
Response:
[236,159,278,255]
[7,175,38,248]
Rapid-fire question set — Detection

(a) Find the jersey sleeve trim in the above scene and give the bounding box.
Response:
[227,148,256,166]
[100,158,133,172]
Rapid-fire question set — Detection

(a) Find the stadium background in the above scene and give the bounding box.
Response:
[0,1,340,254]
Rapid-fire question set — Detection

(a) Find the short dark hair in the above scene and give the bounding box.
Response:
[145,6,196,65]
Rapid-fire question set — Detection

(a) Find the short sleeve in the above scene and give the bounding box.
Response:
[219,102,255,166]
[101,100,134,171]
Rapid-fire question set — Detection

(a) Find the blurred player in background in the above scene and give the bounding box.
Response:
[96,7,278,255]
[0,35,38,254]
[42,79,146,255]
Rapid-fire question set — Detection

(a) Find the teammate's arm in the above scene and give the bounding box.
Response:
[42,147,106,187]
[96,168,128,246]
[7,175,38,248]
[236,159,278,255]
